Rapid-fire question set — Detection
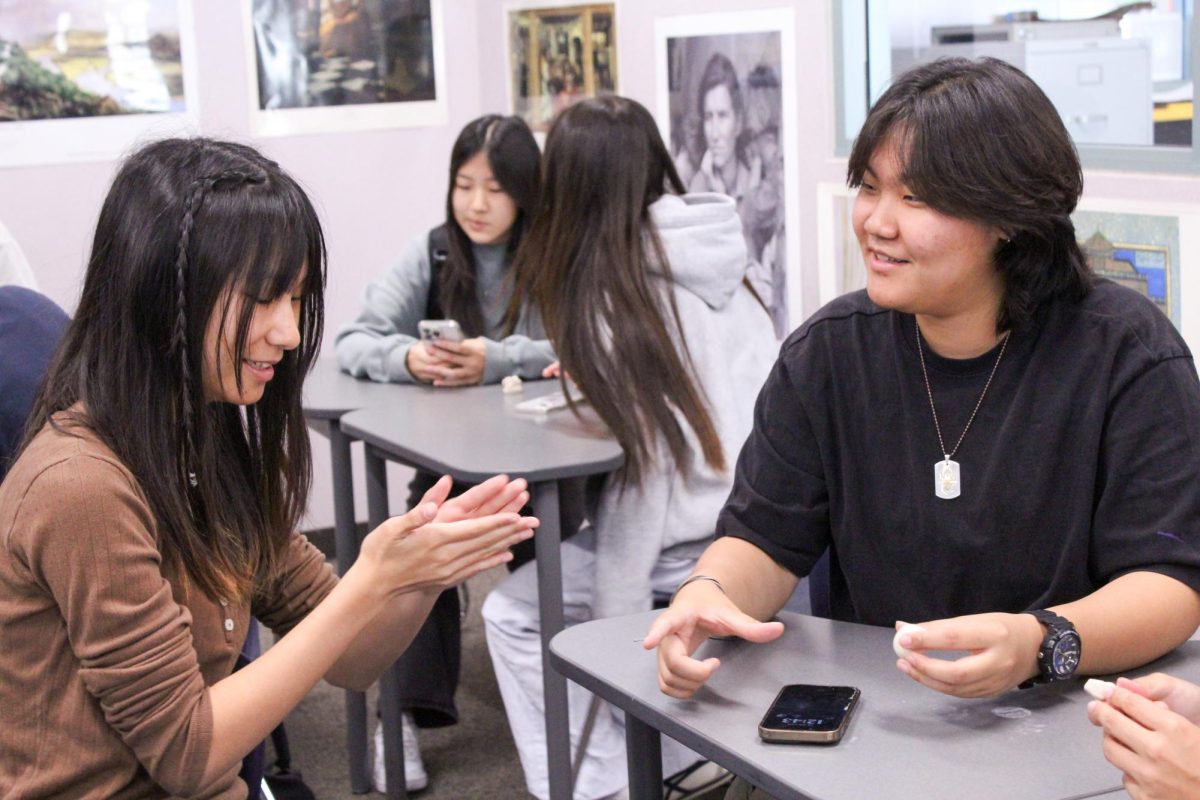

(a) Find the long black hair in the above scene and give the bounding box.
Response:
[847,57,1091,331]
[440,114,540,336]
[509,95,725,487]
[25,137,326,602]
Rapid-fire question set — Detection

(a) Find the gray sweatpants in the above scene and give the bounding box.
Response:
[481,526,698,800]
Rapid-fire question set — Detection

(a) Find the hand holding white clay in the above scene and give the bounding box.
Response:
[893,624,925,658]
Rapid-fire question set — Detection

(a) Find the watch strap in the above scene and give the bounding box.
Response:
[1019,609,1079,688]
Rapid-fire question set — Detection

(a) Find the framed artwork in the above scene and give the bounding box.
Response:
[505,1,617,133]
[816,181,861,306]
[244,0,447,137]
[0,0,199,167]
[655,9,798,338]
[1073,198,1200,350]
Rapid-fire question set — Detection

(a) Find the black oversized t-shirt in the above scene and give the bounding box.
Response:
[719,280,1200,625]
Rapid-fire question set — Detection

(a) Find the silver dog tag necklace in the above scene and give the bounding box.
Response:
[915,319,1009,500]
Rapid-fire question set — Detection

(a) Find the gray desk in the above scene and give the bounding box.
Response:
[341,381,623,800]
[302,359,406,793]
[551,611,1200,800]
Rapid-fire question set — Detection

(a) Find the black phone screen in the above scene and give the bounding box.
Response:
[761,684,860,732]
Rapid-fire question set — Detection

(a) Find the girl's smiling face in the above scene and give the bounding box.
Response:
[202,276,303,405]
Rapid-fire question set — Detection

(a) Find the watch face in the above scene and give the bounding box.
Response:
[1051,632,1081,677]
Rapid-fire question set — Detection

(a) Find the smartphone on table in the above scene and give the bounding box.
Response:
[758,684,861,744]
[418,319,464,343]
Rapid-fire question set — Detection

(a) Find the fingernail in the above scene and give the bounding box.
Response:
[422,502,436,519]
[1087,700,1098,714]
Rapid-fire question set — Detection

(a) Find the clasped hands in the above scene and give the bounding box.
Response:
[355,473,537,598]
[407,337,487,386]
[645,581,1043,700]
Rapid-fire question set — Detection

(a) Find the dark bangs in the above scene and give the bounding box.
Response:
[847,57,1091,330]
[193,173,327,401]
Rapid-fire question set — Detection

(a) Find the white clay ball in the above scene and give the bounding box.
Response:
[1084,679,1116,701]
[892,624,926,658]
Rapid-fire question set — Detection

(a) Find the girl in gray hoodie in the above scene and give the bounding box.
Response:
[482,96,777,800]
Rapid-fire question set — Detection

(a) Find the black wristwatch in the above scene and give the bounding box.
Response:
[1020,609,1081,688]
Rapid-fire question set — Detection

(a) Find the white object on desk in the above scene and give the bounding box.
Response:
[1084,678,1116,701]
[501,375,524,394]
[514,386,584,414]
[892,624,925,658]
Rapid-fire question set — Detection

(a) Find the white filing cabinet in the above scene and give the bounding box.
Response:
[1025,37,1152,146]
[894,35,1152,146]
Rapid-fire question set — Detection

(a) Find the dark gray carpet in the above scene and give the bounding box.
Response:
[263,565,530,799]
[262,563,752,799]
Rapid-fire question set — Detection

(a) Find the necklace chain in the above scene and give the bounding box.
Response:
[915,319,1010,461]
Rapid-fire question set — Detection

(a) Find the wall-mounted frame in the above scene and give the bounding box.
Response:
[816,181,861,306]
[1073,197,1200,349]
[0,0,200,167]
[654,8,799,338]
[243,0,447,137]
[503,1,617,133]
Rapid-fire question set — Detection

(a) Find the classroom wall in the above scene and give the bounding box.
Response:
[5,0,1200,532]
[0,1,497,530]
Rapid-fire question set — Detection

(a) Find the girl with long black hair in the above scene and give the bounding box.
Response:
[482,96,777,800]
[336,113,550,791]
[0,137,536,798]
[336,113,549,388]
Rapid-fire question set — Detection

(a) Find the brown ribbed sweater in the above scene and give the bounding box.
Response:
[0,419,337,798]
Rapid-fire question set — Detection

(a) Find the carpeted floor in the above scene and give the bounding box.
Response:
[263,561,756,800]
[263,565,530,799]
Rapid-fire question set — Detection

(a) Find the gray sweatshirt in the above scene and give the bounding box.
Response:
[335,231,555,384]
[591,192,778,618]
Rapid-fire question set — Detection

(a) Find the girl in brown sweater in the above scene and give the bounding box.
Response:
[0,137,537,798]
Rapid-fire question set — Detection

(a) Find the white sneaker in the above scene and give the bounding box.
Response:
[663,759,732,799]
[372,711,429,792]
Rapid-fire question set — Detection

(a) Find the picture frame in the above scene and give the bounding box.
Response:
[816,180,861,306]
[654,8,799,338]
[1073,197,1200,350]
[0,0,200,168]
[243,0,447,138]
[503,1,618,134]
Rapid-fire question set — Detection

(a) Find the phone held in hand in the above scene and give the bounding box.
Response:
[418,319,464,343]
[758,684,861,744]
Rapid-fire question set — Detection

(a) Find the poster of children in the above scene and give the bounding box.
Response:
[662,21,791,336]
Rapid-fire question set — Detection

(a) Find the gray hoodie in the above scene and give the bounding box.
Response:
[334,231,555,384]
[591,192,778,618]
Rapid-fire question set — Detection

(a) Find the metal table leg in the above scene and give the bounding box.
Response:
[366,446,408,800]
[328,420,371,794]
[533,481,571,800]
[626,714,663,800]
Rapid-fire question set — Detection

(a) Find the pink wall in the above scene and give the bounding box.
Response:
[4,0,1199,529]
[0,1,491,529]
[1,2,491,324]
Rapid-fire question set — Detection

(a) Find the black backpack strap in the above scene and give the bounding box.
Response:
[425,224,449,320]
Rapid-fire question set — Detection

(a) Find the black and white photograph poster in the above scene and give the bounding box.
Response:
[0,0,198,167]
[245,0,446,136]
[656,9,797,338]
